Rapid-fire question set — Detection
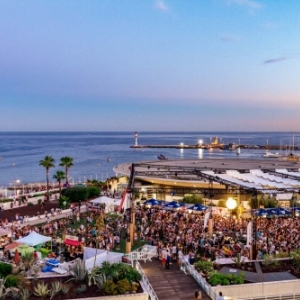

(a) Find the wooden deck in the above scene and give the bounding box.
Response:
[141,259,211,300]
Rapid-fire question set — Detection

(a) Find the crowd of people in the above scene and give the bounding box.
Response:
[1,198,300,265]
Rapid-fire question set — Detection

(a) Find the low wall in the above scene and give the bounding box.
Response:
[212,279,300,299]
[66,293,149,300]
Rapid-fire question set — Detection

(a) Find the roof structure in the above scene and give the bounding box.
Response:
[114,158,300,194]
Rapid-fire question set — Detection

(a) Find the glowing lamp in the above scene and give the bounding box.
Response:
[226,198,237,210]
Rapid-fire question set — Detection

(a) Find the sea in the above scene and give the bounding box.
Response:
[0,131,299,188]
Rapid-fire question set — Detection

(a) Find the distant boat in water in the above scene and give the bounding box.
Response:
[157,154,168,160]
[220,142,237,150]
[262,151,282,158]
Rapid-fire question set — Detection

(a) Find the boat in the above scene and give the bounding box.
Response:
[220,142,238,150]
[262,151,282,158]
[229,142,237,151]
[157,154,168,160]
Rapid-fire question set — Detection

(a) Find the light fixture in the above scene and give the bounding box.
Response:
[226,198,237,210]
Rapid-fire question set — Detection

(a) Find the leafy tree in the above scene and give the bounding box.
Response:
[59,156,74,185]
[88,186,100,198]
[217,200,226,207]
[183,194,203,204]
[62,186,89,202]
[248,195,259,209]
[263,197,277,208]
[58,195,70,209]
[53,170,65,196]
[39,156,55,202]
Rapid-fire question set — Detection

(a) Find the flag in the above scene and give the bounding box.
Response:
[204,211,211,228]
[246,221,253,247]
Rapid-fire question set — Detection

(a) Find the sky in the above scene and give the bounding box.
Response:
[1,0,300,131]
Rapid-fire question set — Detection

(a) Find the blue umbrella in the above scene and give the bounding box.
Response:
[276,207,291,216]
[292,207,300,216]
[256,208,269,217]
[144,199,162,206]
[257,207,291,217]
[189,204,208,211]
[163,201,185,209]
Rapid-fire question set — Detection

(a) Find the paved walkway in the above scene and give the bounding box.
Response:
[141,259,211,300]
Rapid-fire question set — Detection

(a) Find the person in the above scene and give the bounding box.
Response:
[165,249,171,269]
[194,291,202,300]
[161,248,167,268]
[216,291,224,300]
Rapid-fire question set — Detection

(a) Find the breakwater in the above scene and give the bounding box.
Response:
[130,144,300,150]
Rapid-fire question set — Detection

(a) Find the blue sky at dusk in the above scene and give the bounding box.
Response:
[1,0,300,131]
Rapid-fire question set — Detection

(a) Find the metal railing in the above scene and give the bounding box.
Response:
[178,257,217,300]
[239,294,300,300]
[135,261,159,300]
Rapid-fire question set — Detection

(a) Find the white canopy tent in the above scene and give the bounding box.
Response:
[90,196,121,213]
[17,231,52,247]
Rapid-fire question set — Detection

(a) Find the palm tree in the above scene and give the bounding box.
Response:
[59,156,74,185]
[39,156,55,202]
[53,170,65,196]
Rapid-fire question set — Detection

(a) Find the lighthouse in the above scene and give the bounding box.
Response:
[134,132,138,147]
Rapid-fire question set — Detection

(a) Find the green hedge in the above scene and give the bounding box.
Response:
[5,274,20,288]
[62,186,100,202]
[0,199,13,203]
[87,186,100,198]
[0,263,12,278]
[62,187,89,202]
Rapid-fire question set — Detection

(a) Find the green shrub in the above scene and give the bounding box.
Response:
[208,272,244,286]
[87,186,100,198]
[116,279,131,294]
[194,260,214,274]
[62,187,89,202]
[0,199,13,203]
[5,274,20,288]
[183,194,203,204]
[262,254,279,269]
[58,196,70,209]
[27,202,34,206]
[33,193,45,198]
[227,272,245,284]
[0,263,12,277]
[75,283,87,294]
[103,280,118,295]
[38,199,42,205]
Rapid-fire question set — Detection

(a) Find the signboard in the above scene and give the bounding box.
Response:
[64,234,78,241]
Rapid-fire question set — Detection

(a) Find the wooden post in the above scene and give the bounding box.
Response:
[130,222,134,244]
[250,244,253,260]
[125,240,131,254]
[208,218,213,238]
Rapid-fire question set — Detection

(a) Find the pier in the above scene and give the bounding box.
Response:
[130,144,300,151]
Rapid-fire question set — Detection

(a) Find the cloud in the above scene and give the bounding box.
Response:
[220,34,243,42]
[154,0,169,12]
[227,0,262,10]
[263,56,287,64]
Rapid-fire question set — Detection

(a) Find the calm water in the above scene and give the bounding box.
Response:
[0,131,299,187]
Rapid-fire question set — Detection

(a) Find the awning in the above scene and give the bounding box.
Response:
[276,193,293,200]
[64,239,82,246]
[5,242,23,251]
